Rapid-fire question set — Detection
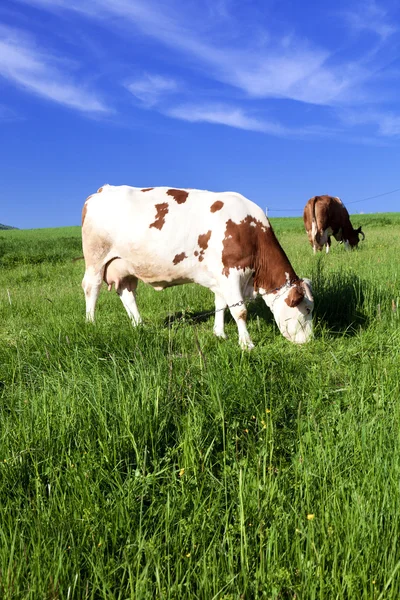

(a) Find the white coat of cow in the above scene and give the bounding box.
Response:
[81,185,314,348]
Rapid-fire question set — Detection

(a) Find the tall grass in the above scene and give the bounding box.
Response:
[0,215,399,599]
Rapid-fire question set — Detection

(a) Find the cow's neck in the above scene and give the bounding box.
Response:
[254,228,298,293]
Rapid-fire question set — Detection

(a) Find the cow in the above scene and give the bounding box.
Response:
[303,195,365,254]
[81,185,314,349]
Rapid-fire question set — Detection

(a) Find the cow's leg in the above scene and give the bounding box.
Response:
[325,237,331,253]
[230,303,253,350]
[117,277,142,326]
[220,279,254,349]
[82,267,104,322]
[213,292,227,339]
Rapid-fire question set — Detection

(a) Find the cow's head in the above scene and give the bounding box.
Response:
[264,279,314,344]
[347,226,365,248]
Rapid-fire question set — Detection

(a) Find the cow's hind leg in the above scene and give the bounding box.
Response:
[117,277,142,326]
[82,267,104,322]
[213,292,227,339]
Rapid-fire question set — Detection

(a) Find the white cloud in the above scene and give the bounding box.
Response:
[341,0,397,40]
[14,0,370,106]
[125,74,178,107]
[166,103,277,133]
[338,107,400,137]
[164,103,336,139]
[0,103,20,122]
[11,0,400,140]
[0,25,109,113]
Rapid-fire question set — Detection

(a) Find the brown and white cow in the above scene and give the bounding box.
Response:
[303,195,364,254]
[81,185,314,348]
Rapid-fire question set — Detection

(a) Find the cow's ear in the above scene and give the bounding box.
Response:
[285,286,304,308]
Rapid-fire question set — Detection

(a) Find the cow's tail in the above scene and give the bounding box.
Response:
[311,196,319,249]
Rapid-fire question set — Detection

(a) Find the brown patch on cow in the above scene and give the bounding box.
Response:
[97,186,104,193]
[82,190,102,226]
[237,308,247,321]
[173,252,187,265]
[150,203,169,230]
[197,230,212,262]
[81,202,88,226]
[198,231,211,251]
[167,189,189,204]
[221,215,297,292]
[141,187,154,192]
[210,200,224,213]
[284,285,304,308]
[194,251,199,257]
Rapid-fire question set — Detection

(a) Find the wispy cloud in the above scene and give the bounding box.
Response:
[166,104,279,134]
[338,107,400,137]
[125,74,178,107]
[0,25,109,113]
[11,0,400,140]
[341,0,397,40]
[0,103,20,122]
[164,103,338,139]
[14,0,372,106]
[124,71,321,138]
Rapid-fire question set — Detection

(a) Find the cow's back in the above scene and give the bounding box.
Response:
[304,195,347,232]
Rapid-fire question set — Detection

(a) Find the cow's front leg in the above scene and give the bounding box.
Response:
[229,303,254,350]
[213,293,227,339]
[220,278,254,349]
[117,278,142,326]
[325,237,331,253]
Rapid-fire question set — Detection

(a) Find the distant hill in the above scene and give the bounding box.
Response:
[0,224,17,230]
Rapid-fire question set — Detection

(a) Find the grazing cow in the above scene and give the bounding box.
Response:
[81,185,314,348]
[303,195,365,254]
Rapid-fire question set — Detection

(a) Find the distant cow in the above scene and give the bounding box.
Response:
[81,185,314,348]
[303,195,364,254]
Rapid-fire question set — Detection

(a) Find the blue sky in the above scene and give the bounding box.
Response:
[1,0,400,228]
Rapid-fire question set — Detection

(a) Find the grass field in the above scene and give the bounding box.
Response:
[1,213,400,599]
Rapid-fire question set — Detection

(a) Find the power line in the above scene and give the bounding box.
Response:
[346,187,400,205]
[267,187,400,213]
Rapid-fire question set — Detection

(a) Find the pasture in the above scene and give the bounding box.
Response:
[0,213,400,599]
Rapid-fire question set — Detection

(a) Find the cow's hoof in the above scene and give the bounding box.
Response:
[213,330,227,339]
[240,340,255,351]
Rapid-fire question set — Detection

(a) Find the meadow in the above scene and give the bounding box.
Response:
[0,213,400,599]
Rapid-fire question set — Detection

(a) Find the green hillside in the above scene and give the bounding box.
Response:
[0,223,17,230]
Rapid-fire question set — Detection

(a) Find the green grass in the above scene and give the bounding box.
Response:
[1,215,400,599]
